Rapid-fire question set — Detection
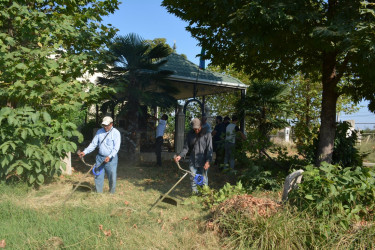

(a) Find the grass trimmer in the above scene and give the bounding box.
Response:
[148,160,204,212]
[62,150,105,205]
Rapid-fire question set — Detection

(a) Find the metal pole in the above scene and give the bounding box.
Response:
[148,172,189,212]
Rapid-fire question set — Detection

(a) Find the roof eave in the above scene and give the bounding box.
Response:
[166,75,248,90]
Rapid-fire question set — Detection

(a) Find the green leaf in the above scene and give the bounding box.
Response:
[1,143,9,154]
[0,107,12,117]
[55,161,61,170]
[57,143,62,154]
[15,63,27,69]
[22,161,32,170]
[0,156,9,167]
[42,112,51,123]
[26,80,37,87]
[37,174,45,184]
[16,166,23,175]
[305,194,314,200]
[60,162,66,171]
[31,113,39,123]
[21,129,27,140]
[29,174,36,184]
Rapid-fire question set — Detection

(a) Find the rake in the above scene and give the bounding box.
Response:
[148,160,204,212]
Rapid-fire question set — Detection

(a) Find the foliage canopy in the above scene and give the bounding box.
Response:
[0,0,119,185]
[162,0,375,164]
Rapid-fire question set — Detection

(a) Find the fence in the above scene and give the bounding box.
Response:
[360,133,375,145]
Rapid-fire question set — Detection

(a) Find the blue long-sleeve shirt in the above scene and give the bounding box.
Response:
[83,127,121,159]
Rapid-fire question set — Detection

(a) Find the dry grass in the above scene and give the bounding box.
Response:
[358,137,375,163]
[0,153,236,249]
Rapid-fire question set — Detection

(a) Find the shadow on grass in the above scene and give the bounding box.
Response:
[71,150,237,201]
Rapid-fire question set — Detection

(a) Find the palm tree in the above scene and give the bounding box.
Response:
[98,33,178,155]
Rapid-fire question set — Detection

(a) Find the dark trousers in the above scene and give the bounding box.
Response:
[155,136,163,166]
[214,141,225,166]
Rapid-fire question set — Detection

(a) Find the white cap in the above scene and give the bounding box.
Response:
[101,116,113,126]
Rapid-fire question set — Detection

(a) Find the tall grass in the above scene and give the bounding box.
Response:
[212,205,375,249]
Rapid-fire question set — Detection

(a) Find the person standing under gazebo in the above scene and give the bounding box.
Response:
[155,114,168,167]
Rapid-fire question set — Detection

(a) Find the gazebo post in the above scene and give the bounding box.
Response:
[175,105,185,154]
[240,89,246,133]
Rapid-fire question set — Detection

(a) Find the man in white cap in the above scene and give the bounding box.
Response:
[174,118,213,193]
[78,116,121,193]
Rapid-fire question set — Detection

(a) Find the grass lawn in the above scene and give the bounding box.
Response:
[358,137,375,163]
[0,153,236,249]
[3,149,375,249]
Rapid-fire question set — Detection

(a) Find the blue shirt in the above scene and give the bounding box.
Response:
[156,119,167,138]
[83,127,121,159]
[202,122,212,133]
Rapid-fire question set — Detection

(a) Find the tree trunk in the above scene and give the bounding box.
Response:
[315,52,339,166]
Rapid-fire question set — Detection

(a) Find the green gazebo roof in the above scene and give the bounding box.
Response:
[158,53,247,100]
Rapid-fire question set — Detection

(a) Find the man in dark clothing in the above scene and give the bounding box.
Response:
[174,118,213,193]
[211,116,225,167]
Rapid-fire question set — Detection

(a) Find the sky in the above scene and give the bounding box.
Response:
[101,0,202,64]
[101,0,375,130]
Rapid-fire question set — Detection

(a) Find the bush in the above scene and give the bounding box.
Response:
[332,121,363,168]
[0,107,83,186]
[300,121,364,167]
[239,164,283,192]
[288,163,375,228]
[198,182,247,209]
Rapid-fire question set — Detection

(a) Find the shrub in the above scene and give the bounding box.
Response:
[300,121,364,167]
[239,164,283,192]
[288,163,375,228]
[0,107,82,186]
[332,121,363,168]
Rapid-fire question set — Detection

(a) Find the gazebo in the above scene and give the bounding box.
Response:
[140,53,248,161]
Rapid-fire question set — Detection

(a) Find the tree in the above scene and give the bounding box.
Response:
[98,34,178,155]
[203,64,250,118]
[236,80,289,154]
[283,73,359,154]
[144,38,173,55]
[0,0,119,185]
[162,0,375,165]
